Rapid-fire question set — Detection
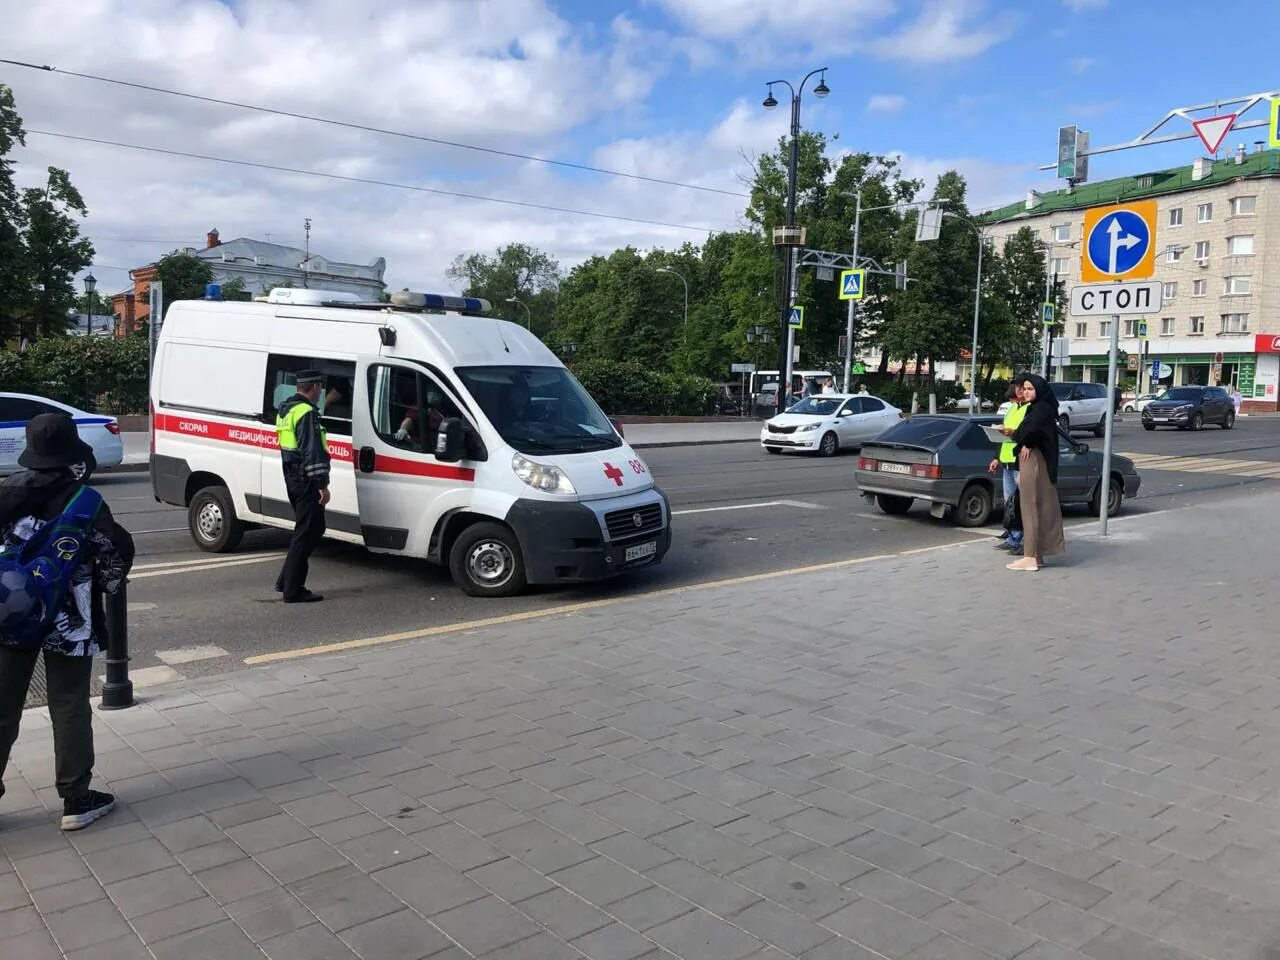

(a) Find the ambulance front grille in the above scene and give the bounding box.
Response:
[605,502,664,540]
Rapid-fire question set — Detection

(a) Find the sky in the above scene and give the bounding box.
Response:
[1,0,1276,301]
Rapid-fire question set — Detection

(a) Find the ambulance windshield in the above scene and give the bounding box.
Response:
[457,366,622,455]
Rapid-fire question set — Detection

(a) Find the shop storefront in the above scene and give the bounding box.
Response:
[1070,346,1271,409]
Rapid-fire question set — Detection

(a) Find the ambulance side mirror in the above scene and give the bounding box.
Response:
[435,418,465,462]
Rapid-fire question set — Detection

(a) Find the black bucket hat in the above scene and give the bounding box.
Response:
[18,413,95,471]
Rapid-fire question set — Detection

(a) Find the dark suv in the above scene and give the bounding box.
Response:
[1142,385,1235,431]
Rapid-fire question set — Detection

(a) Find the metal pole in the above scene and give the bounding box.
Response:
[99,581,133,710]
[1100,312,1119,536]
[843,192,862,393]
[778,91,801,415]
[1043,246,1053,379]
[968,231,984,415]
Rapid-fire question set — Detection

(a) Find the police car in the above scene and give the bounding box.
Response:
[150,287,672,597]
[0,393,123,481]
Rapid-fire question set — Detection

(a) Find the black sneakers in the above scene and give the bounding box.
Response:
[61,790,115,831]
[283,590,323,604]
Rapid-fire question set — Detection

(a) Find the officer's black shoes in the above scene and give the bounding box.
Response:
[62,790,115,831]
[283,590,324,603]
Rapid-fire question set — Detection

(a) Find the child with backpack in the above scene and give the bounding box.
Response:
[0,414,134,830]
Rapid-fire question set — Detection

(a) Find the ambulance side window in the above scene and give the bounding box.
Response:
[263,354,356,437]
[368,365,464,455]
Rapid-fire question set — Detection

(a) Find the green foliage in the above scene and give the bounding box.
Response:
[447,242,560,336]
[153,250,214,316]
[570,359,718,416]
[1,334,150,413]
[0,85,95,345]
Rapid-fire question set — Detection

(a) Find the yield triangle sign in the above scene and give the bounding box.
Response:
[1192,113,1237,154]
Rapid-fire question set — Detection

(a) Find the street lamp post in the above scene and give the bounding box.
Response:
[763,67,829,415]
[562,340,578,362]
[505,296,531,329]
[939,212,987,415]
[83,273,96,337]
[745,323,772,417]
[655,266,688,334]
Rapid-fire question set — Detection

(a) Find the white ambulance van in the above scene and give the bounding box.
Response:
[150,288,671,596]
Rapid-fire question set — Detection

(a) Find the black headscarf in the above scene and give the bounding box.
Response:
[1011,373,1060,483]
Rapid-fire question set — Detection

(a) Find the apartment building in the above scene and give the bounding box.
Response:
[984,147,1280,411]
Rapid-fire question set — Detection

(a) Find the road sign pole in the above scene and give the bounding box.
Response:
[1100,312,1119,536]
[842,194,862,393]
[968,231,984,415]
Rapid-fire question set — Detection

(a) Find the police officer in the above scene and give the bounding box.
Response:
[274,371,330,603]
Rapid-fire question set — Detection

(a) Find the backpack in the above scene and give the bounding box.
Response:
[0,486,103,648]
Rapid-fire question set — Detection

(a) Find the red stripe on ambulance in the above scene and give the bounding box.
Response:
[155,413,474,481]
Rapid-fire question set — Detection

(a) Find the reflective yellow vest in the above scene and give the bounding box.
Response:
[276,401,326,452]
[999,403,1028,464]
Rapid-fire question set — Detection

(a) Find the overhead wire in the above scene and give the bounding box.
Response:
[0,57,749,199]
[25,129,718,234]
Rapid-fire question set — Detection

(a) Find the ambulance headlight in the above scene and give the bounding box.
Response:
[512,453,577,495]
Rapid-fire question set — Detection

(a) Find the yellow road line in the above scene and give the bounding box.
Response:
[242,549,961,665]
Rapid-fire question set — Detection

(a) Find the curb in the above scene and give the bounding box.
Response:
[631,438,757,450]
[101,462,150,475]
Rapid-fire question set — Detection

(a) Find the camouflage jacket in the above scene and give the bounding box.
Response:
[0,470,134,656]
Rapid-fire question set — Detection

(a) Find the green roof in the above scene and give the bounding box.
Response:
[983,148,1280,225]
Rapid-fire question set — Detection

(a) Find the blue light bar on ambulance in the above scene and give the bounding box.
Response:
[390,291,492,313]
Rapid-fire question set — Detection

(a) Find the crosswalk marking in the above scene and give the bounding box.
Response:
[1121,451,1280,479]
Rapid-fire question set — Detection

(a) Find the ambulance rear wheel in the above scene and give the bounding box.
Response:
[450,522,526,597]
[189,485,244,553]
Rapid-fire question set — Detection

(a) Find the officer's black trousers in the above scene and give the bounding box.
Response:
[277,471,327,600]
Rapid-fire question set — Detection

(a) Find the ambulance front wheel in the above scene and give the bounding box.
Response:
[189,485,245,553]
[449,522,527,598]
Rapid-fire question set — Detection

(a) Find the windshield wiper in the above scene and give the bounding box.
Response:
[508,436,558,451]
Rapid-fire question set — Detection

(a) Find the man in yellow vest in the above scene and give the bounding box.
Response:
[989,381,1028,553]
[274,371,331,603]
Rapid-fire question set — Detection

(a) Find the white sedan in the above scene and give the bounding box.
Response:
[0,392,124,481]
[1123,393,1164,413]
[761,394,902,457]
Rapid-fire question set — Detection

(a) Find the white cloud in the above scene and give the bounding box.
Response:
[888,151,1050,212]
[1068,55,1096,73]
[866,94,907,114]
[651,0,896,50]
[873,0,1016,64]
[3,0,738,295]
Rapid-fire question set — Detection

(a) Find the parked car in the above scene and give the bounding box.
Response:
[761,394,902,457]
[1141,385,1235,431]
[1123,392,1164,413]
[854,414,1141,526]
[0,392,123,481]
[954,394,995,411]
[1050,382,1109,436]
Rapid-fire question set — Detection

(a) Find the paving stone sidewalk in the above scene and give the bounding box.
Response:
[4,493,1280,959]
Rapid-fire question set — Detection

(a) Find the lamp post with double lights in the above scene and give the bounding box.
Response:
[762,67,829,415]
[83,273,96,336]
[745,322,772,415]
[505,296,531,329]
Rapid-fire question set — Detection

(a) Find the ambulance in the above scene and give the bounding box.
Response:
[149,288,672,597]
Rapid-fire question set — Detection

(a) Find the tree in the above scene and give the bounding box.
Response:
[152,250,214,318]
[446,243,560,336]
[981,227,1048,382]
[22,167,95,341]
[0,85,26,344]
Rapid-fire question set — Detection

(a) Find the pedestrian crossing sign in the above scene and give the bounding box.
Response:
[838,269,866,301]
[788,305,804,329]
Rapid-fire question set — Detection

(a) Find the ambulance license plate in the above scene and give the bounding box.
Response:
[625,541,657,562]
[878,462,911,475]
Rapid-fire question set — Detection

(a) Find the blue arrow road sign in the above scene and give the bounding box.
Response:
[1087,209,1151,278]
[788,305,804,329]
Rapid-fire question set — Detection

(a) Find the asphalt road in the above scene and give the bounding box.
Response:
[24,415,1280,705]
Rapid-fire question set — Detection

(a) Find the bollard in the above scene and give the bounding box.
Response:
[99,580,134,710]
[928,393,937,414]
[910,392,919,415]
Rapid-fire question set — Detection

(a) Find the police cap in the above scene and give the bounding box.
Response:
[295,370,325,387]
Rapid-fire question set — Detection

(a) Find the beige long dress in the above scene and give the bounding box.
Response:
[1019,448,1066,559]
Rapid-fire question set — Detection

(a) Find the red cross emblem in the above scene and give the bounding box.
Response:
[603,462,625,487]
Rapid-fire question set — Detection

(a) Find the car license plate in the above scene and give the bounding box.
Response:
[1152,417,1168,423]
[625,541,657,562]
[878,463,911,475]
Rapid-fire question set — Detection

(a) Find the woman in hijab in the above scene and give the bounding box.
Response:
[1006,373,1065,571]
